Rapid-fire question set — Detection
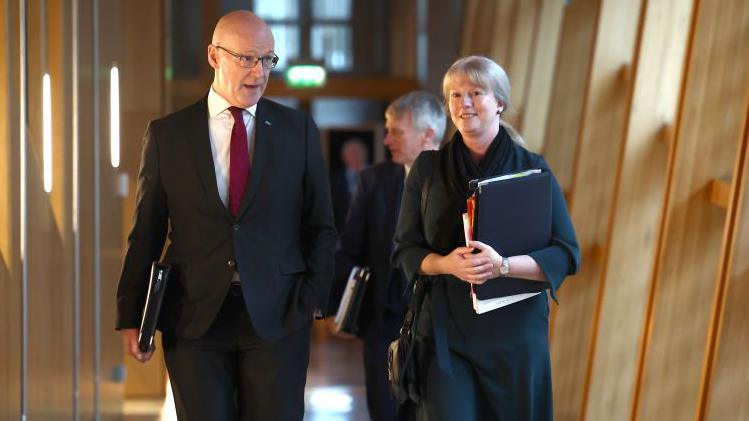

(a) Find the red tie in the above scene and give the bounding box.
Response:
[227,106,250,217]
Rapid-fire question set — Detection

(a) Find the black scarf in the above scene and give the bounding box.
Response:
[441,123,514,207]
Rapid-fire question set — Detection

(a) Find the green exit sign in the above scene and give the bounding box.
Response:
[285,64,327,88]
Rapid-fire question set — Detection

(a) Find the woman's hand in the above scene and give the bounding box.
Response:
[434,245,496,284]
[467,241,503,281]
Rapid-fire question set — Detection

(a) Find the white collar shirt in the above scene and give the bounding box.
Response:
[206,87,258,208]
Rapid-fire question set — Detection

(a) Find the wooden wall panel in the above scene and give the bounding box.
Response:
[549,0,643,420]
[76,2,97,418]
[635,0,749,419]
[487,0,516,65]
[0,3,21,418]
[97,2,126,417]
[49,0,67,235]
[25,0,75,418]
[541,0,599,192]
[121,0,167,400]
[502,0,540,132]
[521,0,564,153]
[460,0,496,57]
[705,108,749,420]
[583,0,695,419]
[25,0,63,418]
[390,0,417,78]
[0,0,10,263]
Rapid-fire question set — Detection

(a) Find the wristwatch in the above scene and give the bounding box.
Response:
[499,256,510,276]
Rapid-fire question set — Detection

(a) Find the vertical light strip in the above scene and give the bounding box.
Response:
[71,0,81,418]
[43,73,52,192]
[19,0,28,418]
[109,66,119,168]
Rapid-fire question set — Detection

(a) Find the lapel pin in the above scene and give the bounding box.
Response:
[264,120,272,126]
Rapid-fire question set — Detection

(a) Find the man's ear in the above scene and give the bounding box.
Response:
[422,127,436,148]
[207,45,219,69]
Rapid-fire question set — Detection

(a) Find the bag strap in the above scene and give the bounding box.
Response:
[402,151,438,336]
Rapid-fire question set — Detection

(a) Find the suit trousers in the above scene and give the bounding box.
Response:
[163,284,311,421]
[363,336,398,421]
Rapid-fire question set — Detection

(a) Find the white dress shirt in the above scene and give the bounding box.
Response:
[207,87,257,208]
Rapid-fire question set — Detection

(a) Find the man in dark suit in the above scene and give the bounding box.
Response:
[330,137,368,232]
[116,11,336,420]
[333,91,446,421]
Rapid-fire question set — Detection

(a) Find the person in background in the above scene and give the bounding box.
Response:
[330,137,369,232]
[392,56,580,420]
[333,91,446,421]
[116,10,336,420]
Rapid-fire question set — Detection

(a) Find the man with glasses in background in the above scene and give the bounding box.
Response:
[332,91,446,421]
[116,10,336,420]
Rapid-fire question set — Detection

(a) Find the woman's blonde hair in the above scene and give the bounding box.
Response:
[442,55,524,145]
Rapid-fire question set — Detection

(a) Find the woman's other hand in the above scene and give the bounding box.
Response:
[421,245,494,284]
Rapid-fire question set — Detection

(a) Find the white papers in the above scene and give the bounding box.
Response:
[472,290,542,314]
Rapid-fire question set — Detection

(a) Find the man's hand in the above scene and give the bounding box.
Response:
[121,328,154,363]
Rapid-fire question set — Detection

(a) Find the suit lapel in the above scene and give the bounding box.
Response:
[237,98,270,219]
[188,97,233,221]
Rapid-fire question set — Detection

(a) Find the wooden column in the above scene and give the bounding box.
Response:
[540,0,600,193]
[502,0,541,132]
[460,0,497,57]
[704,106,749,420]
[120,0,167,400]
[390,0,417,78]
[583,0,695,419]
[549,0,644,419]
[0,0,22,418]
[634,0,749,419]
[521,0,564,152]
[25,0,75,417]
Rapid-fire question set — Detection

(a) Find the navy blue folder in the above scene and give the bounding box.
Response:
[471,170,552,300]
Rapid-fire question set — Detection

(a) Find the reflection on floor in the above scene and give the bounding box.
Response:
[123,321,369,421]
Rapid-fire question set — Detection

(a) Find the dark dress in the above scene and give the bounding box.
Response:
[392,127,580,421]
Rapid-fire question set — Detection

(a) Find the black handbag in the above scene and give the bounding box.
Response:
[388,278,428,404]
[387,152,436,404]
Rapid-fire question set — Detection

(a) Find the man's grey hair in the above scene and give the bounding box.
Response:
[386,91,447,146]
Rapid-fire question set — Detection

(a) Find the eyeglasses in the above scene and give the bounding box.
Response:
[213,45,279,69]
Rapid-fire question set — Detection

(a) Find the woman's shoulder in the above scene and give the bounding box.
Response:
[512,142,549,170]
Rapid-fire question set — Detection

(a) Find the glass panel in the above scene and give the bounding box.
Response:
[254,0,299,20]
[312,98,385,128]
[312,0,352,19]
[269,24,299,71]
[311,24,352,71]
[171,2,203,77]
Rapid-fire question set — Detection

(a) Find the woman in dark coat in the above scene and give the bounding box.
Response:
[392,56,580,420]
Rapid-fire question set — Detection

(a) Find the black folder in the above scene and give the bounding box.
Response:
[333,266,370,335]
[138,262,171,352]
[471,170,552,300]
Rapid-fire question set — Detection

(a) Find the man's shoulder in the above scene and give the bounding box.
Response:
[361,161,403,183]
[257,97,306,121]
[149,97,206,130]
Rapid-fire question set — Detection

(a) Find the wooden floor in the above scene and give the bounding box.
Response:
[123,321,370,421]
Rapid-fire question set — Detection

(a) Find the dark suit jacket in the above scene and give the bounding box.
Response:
[330,169,353,233]
[333,161,408,341]
[116,97,336,341]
